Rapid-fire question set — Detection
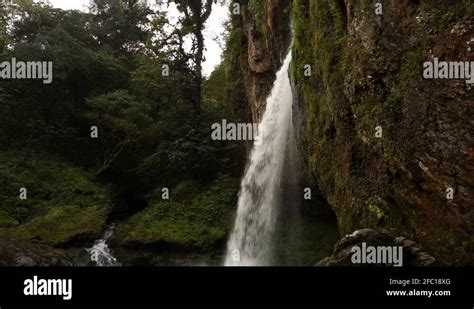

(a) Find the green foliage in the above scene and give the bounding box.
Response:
[0,210,18,228]
[170,180,203,203]
[86,90,153,174]
[0,0,247,256]
[224,27,245,64]
[86,90,152,131]
[90,0,154,54]
[113,175,239,251]
[247,0,268,43]
[0,151,112,245]
[6,205,109,246]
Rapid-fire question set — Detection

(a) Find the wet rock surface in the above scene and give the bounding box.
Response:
[0,236,89,266]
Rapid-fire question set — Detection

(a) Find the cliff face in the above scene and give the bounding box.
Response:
[238,0,292,122]
[238,0,474,264]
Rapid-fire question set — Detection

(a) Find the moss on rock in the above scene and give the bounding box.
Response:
[112,175,239,252]
[0,150,112,246]
[291,0,474,264]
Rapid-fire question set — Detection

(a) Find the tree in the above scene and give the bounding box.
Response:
[173,0,213,113]
[85,90,153,175]
[91,0,154,56]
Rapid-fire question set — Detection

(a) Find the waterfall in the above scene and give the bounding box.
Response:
[86,225,121,266]
[225,51,295,266]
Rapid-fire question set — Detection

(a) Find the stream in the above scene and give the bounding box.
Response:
[86,224,121,266]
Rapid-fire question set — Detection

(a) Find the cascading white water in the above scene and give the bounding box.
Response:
[225,51,295,266]
[86,225,121,266]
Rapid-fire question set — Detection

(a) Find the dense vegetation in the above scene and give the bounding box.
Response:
[0,0,248,255]
[4,0,467,266]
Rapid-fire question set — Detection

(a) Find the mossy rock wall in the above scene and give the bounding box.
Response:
[291,0,473,264]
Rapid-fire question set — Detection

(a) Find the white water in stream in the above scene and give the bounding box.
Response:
[225,51,295,266]
[86,225,121,266]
